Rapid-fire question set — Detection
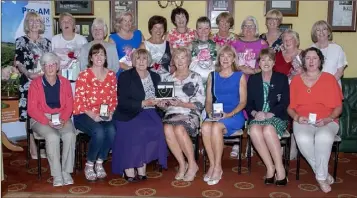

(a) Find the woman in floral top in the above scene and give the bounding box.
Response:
[166,7,196,49]
[211,12,238,48]
[73,44,117,182]
[15,12,51,122]
[259,9,284,52]
[190,17,218,86]
[159,47,205,182]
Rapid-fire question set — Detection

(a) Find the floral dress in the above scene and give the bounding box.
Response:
[162,71,205,137]
[260,33,283,52]
[189,39,217,86]
[212,32,237,47]
[15,36,51,121]
[248,82,287,138]
[167,28,196,49]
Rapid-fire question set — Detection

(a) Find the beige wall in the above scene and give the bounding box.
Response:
[52,1,357,77]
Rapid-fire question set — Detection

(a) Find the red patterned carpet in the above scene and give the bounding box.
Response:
[2,142,357,198]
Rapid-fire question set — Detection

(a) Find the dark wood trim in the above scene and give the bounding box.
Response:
[265,1,299,17]
[327,1,357,32]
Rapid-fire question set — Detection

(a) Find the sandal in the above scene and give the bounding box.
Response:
[230,145,239,158]
[85,162,97,182]
[317,179,331,193]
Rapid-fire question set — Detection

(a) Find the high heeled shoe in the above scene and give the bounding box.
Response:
[175,163,188,180]
[275,175,288,186]
[203,174,211,182]
[123,173,138,183]
[264,171,276,185]
[183,167,199,182]
[207,171,223,185]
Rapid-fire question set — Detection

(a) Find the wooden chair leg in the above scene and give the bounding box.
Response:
[26,133,31,169]
[286,137,291,176]
[296,149,300,180]
[203,149,207,174]
[333,143,340,180]
[238,136,243,175]
[247,136,252,175]
[36,141,41,180]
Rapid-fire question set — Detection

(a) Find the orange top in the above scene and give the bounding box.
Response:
[73,69,117,115]
[289,72,343,121]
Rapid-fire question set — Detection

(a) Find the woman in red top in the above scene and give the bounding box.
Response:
[288,47,343,193]
[73,44,117,182]
[274,29,302,80]
[28,52,76,187]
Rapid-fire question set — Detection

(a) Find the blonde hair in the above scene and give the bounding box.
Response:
[172,47,192,64]
[215,45,238,72]
[59,12,76,32]
[40,52,60,69]
[216,12,234,29]
[311,20,333,43]
[91,18,108,38]
[114,12,134,32]
[131,49,152,67]
[282,29,300,48]
[239,16,259,37]
[266,9,283,25]
[23,12,45,34]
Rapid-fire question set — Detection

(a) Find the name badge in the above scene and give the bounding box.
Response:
[198,44,209,50]
[51,113,61,125]
[100,104,109,120]
[308,113,317,124]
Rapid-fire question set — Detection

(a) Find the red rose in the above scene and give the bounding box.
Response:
[68,51,76,59]
[33,54,39,60]
[153,63,160,70]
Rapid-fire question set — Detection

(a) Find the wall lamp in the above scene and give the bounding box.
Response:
[158,1,184,8]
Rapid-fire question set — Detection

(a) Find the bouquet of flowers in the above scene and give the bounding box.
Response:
[29,46,44,74]
[61,50,80,81]
[1,66,20,97]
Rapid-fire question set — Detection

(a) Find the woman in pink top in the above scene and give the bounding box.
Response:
[166,7,196,49]
[28,52,76,187]
[232,16,269,76]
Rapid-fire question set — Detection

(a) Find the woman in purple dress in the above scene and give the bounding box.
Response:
[111,49,167,182]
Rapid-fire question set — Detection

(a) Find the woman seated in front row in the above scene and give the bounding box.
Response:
[73,44,117,181]
[158,47,205,182]
[28,52,76,187]
[246,48,290,186]
[112,49,168,182]
[288,47,343,193]
[201,45,246,186]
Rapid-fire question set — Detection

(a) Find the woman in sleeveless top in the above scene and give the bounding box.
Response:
[109,12,144,78]
[211,12,238,48]
[141,15,171,80]
[260,9,283,52]
[201,45,247,185]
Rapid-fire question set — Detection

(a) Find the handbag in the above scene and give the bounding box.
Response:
[156,81,175,99]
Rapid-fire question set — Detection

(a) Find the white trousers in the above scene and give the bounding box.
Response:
[293,121,339,180]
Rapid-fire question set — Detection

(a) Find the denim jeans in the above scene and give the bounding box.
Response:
[74,114,116,162]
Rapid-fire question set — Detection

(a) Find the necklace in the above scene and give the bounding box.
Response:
[302,72,322,93]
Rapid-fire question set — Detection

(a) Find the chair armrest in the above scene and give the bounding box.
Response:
[339,101,351,137]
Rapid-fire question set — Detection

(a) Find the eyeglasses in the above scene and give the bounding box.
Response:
[29,20,41,24]
[242,25,256,29]
[44,63,57,68]
[266,18,279,21]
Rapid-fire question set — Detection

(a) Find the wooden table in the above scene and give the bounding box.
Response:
[1,96,24,152]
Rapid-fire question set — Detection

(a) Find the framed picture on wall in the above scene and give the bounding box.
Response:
[55,1,94,15]
[327,1,357,32]
[207,0,234,29]
[54,18,94,42]
[279,23,293,31]
[265,1,299,16]
[110,1,138,33]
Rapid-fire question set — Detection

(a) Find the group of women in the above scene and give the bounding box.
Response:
[16,7,347,193]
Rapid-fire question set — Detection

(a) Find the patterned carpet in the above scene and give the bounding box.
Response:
[2,142,357,198]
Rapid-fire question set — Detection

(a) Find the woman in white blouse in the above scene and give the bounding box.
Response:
[311,20,348,85]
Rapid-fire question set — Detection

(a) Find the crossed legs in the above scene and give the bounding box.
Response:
[164,124,198,181]
[249,124,285,180]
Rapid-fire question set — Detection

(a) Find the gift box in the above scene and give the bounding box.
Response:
[156,82,175,99]
[61,59,80,81]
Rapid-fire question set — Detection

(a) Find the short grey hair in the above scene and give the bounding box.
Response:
[239,16,259,37]
[92,18,108,38]
[282,29,300,48]
[59,12,76,32]
[40,52,61,68]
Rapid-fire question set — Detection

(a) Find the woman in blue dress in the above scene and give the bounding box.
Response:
[201,45,247,185]
[109,12,144,78]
